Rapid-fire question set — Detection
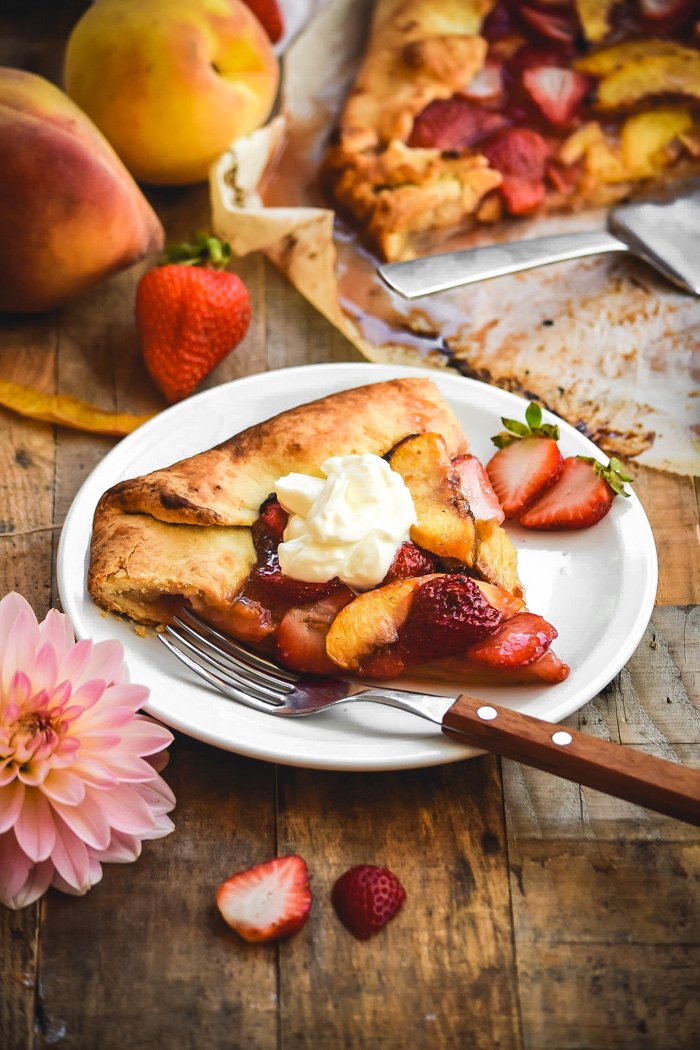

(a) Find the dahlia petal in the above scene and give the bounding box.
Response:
[90,830,142,864]
[13,788,56,862]
[92,783,161,836]
[56,638,93,689]
[51,854,102,896]
[30,643,59,693]
[50,815,91,892]
[7,858,54,910]
[74,705,137,734]
[0,762,18,787]
[0,778,26,833]
[98,683,150,712]
[134,775,177,813]
[85,751,157,784]
[17,759,51,786]
[2,602,40,691]
[139,812,175,841]
[38,607,75,658]
[67,755,119,789]
[66,730,121,751]
[0,828,33,906]
[50,791,112,851]
[80,640,126,688]
[41,768,87,806]
[69,679,107,711]
[118,719,174,757]
[6,670,32,707]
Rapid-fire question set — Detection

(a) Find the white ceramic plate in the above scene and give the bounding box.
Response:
[58,363,657,771]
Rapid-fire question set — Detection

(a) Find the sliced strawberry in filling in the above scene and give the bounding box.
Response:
[464,611,558,667]
[408,96,509,151]
[522,66,592,126]
[480,128,551,215]
[276,588,354,675]
[519,5,579,43]
[383,541,438,584]
[453,454,505,524]
[399,575,503,662]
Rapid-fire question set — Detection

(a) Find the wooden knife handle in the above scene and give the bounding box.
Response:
[442,695,700,827]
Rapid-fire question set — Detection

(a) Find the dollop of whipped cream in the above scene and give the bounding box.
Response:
[275,453,417,591]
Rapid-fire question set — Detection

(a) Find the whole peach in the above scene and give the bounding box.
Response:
[64,0,280,186]
[0,67,164,314]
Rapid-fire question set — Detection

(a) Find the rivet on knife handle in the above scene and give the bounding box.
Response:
[442,695,700,827]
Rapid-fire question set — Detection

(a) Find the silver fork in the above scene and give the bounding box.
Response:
[159,609,700,827]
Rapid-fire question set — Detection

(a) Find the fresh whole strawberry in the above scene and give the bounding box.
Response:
[216,854,312,943]
[519,455,633,530]
[136,233,251,403]
[331,865,406,940]
[240,0,284,43]
[486,401,563,518]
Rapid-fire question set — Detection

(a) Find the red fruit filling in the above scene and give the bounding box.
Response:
[522,66,592,126]
[408,96,509,151]
[480,128,551,214]
[400,575,503,661]
[465,611,557,667]
[382,541,438,584]
[276,588,354,675]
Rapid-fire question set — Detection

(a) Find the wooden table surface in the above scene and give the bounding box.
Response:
[2,8,700,1050]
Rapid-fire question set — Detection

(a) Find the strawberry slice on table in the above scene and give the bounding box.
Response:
[452,453,505,523]
[136,234,251,403]
[408,96,508,151]
[519,456,633,530]
[331,865,406,941]
[240,0,284,43]
[522,67,592,125]
[216,855,312,943]
[486,402,563,518]
[464,611,558,668]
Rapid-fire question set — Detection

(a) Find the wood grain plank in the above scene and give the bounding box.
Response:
[277,757,521,1050]
[634,468,700,606]
[36,740,279,1050]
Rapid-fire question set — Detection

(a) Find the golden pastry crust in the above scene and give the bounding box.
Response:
[87,378,467,625]
[106,378,467,527]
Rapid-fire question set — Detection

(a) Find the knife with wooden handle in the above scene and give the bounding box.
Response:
[441,694,700,826]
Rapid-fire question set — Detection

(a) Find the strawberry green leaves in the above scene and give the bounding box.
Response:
[164,232,232,269]
[491,401,560,449]
[578,455,634,497]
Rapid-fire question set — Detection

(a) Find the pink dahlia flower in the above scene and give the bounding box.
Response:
[0,592,175,910]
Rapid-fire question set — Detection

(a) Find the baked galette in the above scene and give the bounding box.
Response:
[88,378,569,684]
[322,0,700,260]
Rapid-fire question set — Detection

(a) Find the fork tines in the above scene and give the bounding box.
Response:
[158,609,298,710]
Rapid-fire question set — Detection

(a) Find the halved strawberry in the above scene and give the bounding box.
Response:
[216,855,312,943]
[519,5,578,42]
[486,401,563,517]
[464,611,558,668]
[519,455,632,530]
[487,438,564,518]
[462,62,504,102]
[275,589,353,674]
[522,66,592,125]
[452,454,505,523]
[240,0,284,43]
[408,96,508,151]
